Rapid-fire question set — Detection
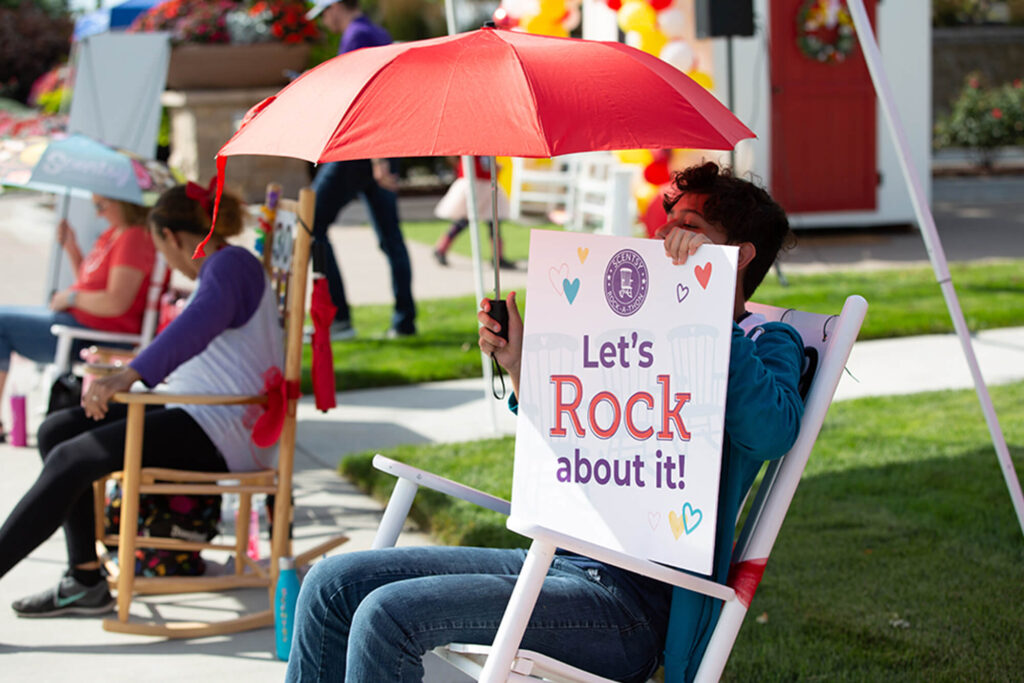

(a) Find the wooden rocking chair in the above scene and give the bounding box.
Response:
[94,185,348,638]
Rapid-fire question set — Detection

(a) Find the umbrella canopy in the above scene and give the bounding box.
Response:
[20,133,175,205]
[217,27,753,164]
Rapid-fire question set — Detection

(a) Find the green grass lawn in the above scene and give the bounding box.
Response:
[340,381,1024,680]
[304,256,1024,393]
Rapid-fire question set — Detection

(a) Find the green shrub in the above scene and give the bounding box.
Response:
[934,73,1024,168]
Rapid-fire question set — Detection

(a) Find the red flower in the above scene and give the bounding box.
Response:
[991,108,1003,119]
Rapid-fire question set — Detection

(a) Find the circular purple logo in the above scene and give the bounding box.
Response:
[604,249,649,317]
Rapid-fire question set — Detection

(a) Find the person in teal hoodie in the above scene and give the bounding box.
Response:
[285,161,804,683]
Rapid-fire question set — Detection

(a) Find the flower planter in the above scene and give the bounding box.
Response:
[166,43,310,90]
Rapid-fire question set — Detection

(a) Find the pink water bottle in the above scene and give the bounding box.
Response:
[9,395,27,447]
[247,507,261,561]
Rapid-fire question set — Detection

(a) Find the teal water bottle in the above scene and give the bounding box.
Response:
[274,557,300,660]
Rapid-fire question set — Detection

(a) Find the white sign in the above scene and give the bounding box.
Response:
[511,230,737,575]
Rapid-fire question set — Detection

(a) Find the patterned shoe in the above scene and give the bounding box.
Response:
[12,573,114,618]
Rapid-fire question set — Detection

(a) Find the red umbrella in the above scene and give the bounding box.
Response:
[216,27,752,163]
[201,26,754,331]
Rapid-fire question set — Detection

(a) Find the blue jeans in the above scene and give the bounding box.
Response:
[312,160,416,334]
[0,306,81,372]
[285,546,667,683]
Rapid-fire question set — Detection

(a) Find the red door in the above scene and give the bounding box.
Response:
[770,0,877,214]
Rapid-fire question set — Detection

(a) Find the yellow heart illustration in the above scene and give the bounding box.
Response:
[668,510,685,540]
[577,247,589,264]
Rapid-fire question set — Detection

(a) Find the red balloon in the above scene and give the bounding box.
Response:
[605,0,623,11]
[643,160,671,186]
[642,184,670,239]
[492,7,518,29]
[648,0,672,10]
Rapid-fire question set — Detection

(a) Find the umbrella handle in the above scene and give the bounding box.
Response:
[487,298,509,342]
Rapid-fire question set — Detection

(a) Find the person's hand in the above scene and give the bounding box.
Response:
[478,292,523,378]
[82,367,141,421]
[56,219,80,253]
[372,159,400,192]
[655,220,712,266]
[49,289,72,311]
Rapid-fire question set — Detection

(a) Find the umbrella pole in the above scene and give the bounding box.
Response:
[492,156,500,300]
[47,188,72,299]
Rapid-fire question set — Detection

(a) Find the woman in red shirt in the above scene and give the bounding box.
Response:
[0,194,155,441]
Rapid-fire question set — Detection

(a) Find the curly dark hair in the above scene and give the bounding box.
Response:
[663,162,793,299]
[148,185,245,240]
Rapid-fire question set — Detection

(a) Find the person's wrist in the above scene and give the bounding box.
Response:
[66,290,78,308]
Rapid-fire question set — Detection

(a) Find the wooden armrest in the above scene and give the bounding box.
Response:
[109,468,276,484]
[112,392,268,406]
[505,517,736,602]
[372,454,511,516]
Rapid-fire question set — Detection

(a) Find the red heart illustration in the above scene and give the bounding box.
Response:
[695,263,712,289]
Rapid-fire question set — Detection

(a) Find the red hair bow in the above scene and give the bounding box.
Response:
[185,176,218,217]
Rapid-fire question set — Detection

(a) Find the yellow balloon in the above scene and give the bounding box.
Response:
[614,149,654,166]
[617,1,656,34]
[496,156,513,196]
[687,70,714,91]
[637,28,667,56]
[536,0,566,20]
[634,181,659,214]
[524,13,569,36]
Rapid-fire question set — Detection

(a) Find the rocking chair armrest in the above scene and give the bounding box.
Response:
[111,392,268,407]
[505,517,736,602]
[372,454,511,516]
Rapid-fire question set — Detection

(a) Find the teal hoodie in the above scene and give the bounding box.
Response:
[663,320,805,682]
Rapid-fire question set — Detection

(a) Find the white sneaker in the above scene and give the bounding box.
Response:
[303,321,357,342]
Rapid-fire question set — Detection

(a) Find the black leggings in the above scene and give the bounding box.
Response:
[0,405,228,580]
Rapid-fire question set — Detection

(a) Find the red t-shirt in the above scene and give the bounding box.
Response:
[71,225,156,333]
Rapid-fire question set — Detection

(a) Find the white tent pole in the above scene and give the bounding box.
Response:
[846,0,1024,537]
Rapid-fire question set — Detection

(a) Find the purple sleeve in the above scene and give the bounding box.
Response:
[130,247,266,387]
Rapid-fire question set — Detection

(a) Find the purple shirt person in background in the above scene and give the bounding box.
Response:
[303,0,417,340]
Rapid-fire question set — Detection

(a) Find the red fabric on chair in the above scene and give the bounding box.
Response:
[310,277,338,412]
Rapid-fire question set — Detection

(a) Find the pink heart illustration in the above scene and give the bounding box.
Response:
[549,263,570,298]
[695,263,712,289]
[648,511,660,530]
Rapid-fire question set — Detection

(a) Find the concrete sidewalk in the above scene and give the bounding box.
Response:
[0,176,1022,680]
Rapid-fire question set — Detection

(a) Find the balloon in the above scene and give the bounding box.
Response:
[617,1,656,33]
[638,28,667,55]
[561,4,581,31]
[503,0,537,19]
[648,0,672,10]
[614,149,654,166]
[605,0,622,10]
[641,184,670,238]
[524,14,569,36]
[497,156,513,196]
[657,7,687,38]
[634,181,659,215]
[537,0,565,20]
[493,7,519,28]
[660,40,695,72]
[686,69,714,90]
[643,159,671,186]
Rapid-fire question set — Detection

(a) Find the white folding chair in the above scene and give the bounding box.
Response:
[49,254,169,375]
[371,294,868,682]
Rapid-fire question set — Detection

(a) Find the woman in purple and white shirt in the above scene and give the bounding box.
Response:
[0,183,284,618]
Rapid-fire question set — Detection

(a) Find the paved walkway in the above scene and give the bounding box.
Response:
[0,176,1022,680]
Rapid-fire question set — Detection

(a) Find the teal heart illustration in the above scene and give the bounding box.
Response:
[682,502,702,534]
[563,277,580,304]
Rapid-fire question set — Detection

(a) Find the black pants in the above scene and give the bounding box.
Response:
[0,405,228,580]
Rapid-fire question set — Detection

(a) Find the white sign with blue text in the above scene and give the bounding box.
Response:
[512,230,737,574]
